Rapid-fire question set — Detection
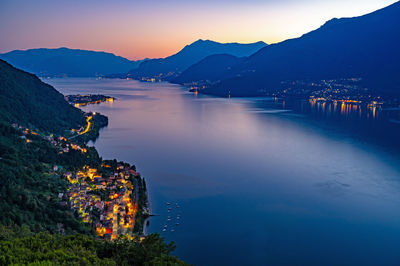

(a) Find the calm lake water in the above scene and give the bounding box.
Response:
[47,78,400,266]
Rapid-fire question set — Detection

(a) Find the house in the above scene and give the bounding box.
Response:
[95,201,104,210]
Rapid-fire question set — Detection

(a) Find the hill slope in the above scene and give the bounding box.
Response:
[0,48,141,77]
[0,59,84,134]
[0,59,99,235]
[129,39,266,80]
[193,2,400,96]
[0,59,188,265]
[172,54,245,85]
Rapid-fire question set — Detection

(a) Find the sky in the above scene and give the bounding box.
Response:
[0,0,397,60]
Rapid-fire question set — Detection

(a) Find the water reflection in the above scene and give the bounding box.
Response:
[259,97,400,153]
[46,78,400,266]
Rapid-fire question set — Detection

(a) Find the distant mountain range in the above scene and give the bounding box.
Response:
[174,1,400,96]
[2,2,399,97]
[0,48,143,77]
[129,39,267,80]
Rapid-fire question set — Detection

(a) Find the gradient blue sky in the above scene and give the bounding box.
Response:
[0,0,397,59]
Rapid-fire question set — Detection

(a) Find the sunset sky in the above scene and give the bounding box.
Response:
[0,0,397,60]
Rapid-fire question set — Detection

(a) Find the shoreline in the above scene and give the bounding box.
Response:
[65,94,115,108]
[102,76,400,107]
[142,187,151,236]
[66,100,150,238]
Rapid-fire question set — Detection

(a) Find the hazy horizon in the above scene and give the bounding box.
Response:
[0,0,397,60]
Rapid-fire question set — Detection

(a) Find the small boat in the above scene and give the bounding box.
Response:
[167,218,171,221]
[175,223,179,226]
[167,202,171,205]
[162,229,166,232]
[168,208,171,210]
[171,229,175,232]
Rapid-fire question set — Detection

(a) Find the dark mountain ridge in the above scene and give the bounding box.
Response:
[172,54,245,85]
[129,39,267,80]
[0,47,142,77]
[177,1,400,97]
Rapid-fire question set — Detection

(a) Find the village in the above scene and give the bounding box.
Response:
[64,162,141,240]
[12,112,146,241]
[277,78,393,106]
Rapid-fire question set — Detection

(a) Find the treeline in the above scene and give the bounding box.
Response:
[134,175,149,234]
[0,232,188,265]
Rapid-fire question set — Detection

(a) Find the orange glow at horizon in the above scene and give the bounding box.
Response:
[0,0,397,60]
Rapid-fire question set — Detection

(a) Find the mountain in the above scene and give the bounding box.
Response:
[181,2,400,96]
[172,54,245,85]
[129,39,267,80]
[0,59,84,133]
[0,58,95,236]
[0,47,141,77]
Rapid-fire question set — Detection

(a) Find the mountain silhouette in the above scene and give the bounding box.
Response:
[172,54,245,85]
[0,47,141,77]
[175,2,400,96]
[129,40,266,80]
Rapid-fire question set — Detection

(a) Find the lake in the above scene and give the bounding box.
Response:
[46,78,400,265]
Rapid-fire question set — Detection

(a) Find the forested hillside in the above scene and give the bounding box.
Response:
[0,122,99,235]
[0,59,84,134]
[0,60,187,265]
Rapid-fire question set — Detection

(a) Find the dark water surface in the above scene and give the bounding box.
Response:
[47,78,400,265]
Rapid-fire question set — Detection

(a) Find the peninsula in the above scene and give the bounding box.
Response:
[65,94,115,107]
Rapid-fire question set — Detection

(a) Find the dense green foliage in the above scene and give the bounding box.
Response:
[0,122,96,234]
[0,232,188,265]
[0,60,187,265]
[0,59,99,235]
[0,124,187,264]
[134,176,149,234]
[0,59,84,134]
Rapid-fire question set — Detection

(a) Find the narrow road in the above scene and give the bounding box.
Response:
[79,116,92,135]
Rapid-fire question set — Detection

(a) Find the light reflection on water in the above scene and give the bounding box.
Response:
[47,78,400,266]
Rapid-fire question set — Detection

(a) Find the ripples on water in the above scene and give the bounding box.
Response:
[46,78,400,266]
